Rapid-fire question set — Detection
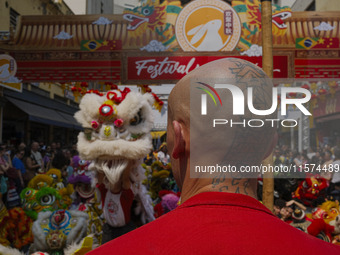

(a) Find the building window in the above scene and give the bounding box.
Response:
[10,8,20,31]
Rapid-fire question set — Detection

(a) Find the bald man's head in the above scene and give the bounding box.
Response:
[168,58,276,182]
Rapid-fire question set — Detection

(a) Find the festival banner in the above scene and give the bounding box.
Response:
[126,55,288,82]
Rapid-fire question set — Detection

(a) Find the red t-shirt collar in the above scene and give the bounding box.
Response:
[179,191,274,217]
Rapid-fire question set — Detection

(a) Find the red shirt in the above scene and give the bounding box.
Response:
[88,192,340,255]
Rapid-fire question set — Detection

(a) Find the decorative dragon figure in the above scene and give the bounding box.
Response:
[233,0,292,50]
[123,0,182,50]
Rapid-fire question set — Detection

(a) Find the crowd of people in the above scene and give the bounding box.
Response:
[266,144,340,229]
[270,144,340,201]
[0,140,177,210]
[0,141,79,209]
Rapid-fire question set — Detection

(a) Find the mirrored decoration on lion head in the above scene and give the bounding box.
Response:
[30,209,90,254]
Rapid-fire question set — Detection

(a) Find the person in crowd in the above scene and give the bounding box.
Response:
[43,145,53,170]
[0,144,13,168]
[273,198,286,217]
[18,142,26,152]
[321,150,334,181]
[11,149,25,190]
[63,148,74,179]
[51,150,68,183]
[50,142,57,154]
[88,59,340,254]
[328,148,340,197]
[26,141,44,174]
[0,146,11,174]
[0,146,13,206]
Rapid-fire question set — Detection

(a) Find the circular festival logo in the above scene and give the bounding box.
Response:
[175,0,241,52]
[0,54,17,82]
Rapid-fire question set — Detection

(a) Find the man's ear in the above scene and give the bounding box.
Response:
[172,120,185,159]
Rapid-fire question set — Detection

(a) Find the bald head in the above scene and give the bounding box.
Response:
[168,58,276,183]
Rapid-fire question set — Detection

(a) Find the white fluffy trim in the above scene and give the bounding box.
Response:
[77,132,153,160]
[0,245,24,255]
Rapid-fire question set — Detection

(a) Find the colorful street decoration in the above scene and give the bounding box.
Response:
[0,54,21,91]
[175,0,241,52]
[232,0,292,51]
[296,37,340,50]
[0,54,17,81]
[81,40,122,51]
[123,0,182,50]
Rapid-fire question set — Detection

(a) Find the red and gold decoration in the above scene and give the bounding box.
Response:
[318,88,327,101]
[138,85,164,112]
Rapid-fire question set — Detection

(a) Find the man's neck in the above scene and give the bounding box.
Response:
[180,177,257,203]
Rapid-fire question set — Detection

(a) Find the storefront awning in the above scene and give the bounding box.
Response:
[7,97,81,129]
[315,113,340,123]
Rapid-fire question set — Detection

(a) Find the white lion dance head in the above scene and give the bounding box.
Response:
[74,88,154,187]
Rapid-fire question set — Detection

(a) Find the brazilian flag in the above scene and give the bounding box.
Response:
[81,40,103,51]
[296,37,318,50]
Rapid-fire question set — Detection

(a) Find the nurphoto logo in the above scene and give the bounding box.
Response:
[197,82,312,128]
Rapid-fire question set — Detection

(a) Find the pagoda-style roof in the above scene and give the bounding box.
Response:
[272,11,340,48]
[1,14,164,51]
[0,11,339,52]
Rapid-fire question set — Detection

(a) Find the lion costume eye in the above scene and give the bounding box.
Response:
[40,194,56,206]
[25,189,32,197]
[130,110,142,126]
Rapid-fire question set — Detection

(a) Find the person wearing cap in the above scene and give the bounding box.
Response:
[88,59,340,254]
